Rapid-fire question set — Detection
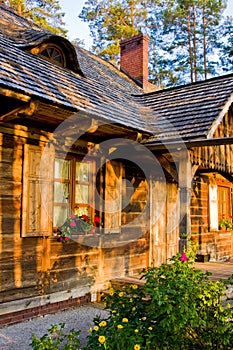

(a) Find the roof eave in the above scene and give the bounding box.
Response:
[207,93,233,138]
[146,136,233,152]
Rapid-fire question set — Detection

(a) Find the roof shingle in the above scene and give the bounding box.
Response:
[0,3,233,142]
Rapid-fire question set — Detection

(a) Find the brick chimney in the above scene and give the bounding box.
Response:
[120,33,149,90]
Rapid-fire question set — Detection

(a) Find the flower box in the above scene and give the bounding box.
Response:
[57,213,101,243]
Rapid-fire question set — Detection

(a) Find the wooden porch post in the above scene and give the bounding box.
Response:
[178,150,193,238]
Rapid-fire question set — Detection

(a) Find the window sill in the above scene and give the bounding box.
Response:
[52,227,146,248]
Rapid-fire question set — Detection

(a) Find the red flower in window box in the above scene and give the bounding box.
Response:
[94,215,101,227]
[57,213,101,242]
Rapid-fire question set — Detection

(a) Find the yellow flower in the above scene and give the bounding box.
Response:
[132,307,136,311]
[117,324,123,329]
[131,284,138,290]
[148,326,153,330]
[134,345,140,350]
[98,335,106,344]
[122,318,128,323]
[93,325,99,331]
[109,288,114,296]
[134,329,139,333]
[112,310,117,313]
[99,320,107,327]
[88,327,92,332]
[119,292,124,297]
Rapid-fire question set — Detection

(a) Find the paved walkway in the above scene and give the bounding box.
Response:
[195,261,233,281]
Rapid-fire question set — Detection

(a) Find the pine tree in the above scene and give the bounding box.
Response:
[4,0,67,37]
[148,0,228,85]
[219,16,233,72]
[80,0,233,87]
[79,0,149,62]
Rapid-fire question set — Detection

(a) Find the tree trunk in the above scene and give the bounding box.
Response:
[187,13,194,83]
[202,5,207,79]
[192,1,198,82]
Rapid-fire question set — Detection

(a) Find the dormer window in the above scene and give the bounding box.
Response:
[28,39,84,75]
[30,43,66,67]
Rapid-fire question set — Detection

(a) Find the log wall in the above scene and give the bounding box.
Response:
[0,125,150,314]
[190,174,233,261]
[190,108,233,174]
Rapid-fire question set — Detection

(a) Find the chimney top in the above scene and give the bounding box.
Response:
[120,33,149,90]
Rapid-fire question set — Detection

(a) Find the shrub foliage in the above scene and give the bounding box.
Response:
[84,252,233,350]
[31,250,233,349]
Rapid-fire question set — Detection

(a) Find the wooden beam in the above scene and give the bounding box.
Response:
[0,87,31,102]
[156,154,177,182]
[0,100,39,121]
[146,136,233,151]
[178,150,193,238]
[0,106,23,121]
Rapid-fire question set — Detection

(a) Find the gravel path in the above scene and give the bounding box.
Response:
[0,305,109,349]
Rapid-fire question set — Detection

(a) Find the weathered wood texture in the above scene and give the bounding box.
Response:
[149,180,179,266]
[190,109,233,174]
[191,231,233,261]
[191,175,209,234]
[191,173,233,260]
[0,127,150,306]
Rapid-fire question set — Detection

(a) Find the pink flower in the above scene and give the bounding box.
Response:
[90,228,95,234]
[59,237,63,241]
[65,237,70,241]
[70,213,76,219]
[70,221,76,227]
[180,252,188,262]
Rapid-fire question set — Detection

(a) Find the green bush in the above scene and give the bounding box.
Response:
[30,323,80,350]
[84,251,233,350]
[30,248,233,350]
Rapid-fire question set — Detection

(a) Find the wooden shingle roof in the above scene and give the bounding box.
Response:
[0,32,151,130]
[134,74,233,143]
[0,4,153,133]
[0,4,233,143]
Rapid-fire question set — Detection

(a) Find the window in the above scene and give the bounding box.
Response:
[53,156,95,228]
[30,44,66,67]
[218,186,231,220]
[208,176,232,231]
[40,45,65,66]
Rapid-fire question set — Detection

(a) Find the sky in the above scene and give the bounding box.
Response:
[59,0,233,49]
[59,0,93,48]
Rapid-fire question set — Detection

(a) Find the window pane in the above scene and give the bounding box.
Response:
[41,49,49,58]
[75,184,89,203]
[54,159,70,179]
[76,162,90,182]
[218,186,230,218]
[54,182,69,202]
[74,206,90,217]
[53,206,69,227]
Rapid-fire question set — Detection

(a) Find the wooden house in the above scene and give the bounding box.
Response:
[0,3,233,324]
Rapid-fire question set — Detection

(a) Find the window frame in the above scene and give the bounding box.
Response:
[30,43,66,67]
[53,154,95,229]
[216,177,233,230]
[218,185,231,221]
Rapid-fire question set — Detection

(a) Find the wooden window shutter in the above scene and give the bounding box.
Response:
[21,144,54,237]
[209,183,218,230]
[104,160,123,232]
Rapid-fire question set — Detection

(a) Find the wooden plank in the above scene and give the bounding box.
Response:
[21,144,54,237]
